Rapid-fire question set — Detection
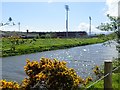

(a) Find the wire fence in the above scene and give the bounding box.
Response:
[86,65,120,89]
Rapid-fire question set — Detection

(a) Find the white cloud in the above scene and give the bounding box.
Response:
[78,22,110,34]
[47,0,54,3]
[105,0,119,16]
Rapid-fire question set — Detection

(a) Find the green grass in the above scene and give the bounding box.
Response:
[1,37,110,57]
[85,73,120,90]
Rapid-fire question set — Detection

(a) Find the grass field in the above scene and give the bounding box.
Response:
[1,37,111,57]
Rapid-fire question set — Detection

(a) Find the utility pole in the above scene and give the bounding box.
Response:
[89,16,91,36]
[65,5,69,38]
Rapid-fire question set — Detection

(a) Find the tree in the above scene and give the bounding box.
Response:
[98,14,119,31]
[97,14,120,60]
[8,17,12,22]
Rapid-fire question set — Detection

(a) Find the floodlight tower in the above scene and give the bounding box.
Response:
[118,1,120,59]
[18,22,20,32]
[89,16,91,36]
[65,5,69,38]
[118,1,120,32]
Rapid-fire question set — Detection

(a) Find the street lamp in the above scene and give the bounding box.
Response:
[65,5,69,38]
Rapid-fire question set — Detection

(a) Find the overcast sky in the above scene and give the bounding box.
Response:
[0,0,119,34]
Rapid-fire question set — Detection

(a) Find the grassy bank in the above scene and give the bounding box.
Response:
[85,59,120,90]
[1,37,110,57]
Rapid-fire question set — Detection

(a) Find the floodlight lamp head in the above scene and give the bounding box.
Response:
[18,22,20,25]
[65,5,69,11]
[89,16,91,20]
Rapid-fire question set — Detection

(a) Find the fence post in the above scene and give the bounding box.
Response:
[104,60,112,90]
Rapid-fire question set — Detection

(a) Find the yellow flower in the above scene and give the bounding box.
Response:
[0,80,20,89]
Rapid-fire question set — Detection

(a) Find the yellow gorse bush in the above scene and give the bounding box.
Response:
[83,76,92,86]
[22,57,84,90]
[93,65,103,80]
[0,58,93,90]
[93,65,100,75]
[0,80,20,90]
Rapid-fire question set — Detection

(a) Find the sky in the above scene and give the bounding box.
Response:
[0,0,119,34]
